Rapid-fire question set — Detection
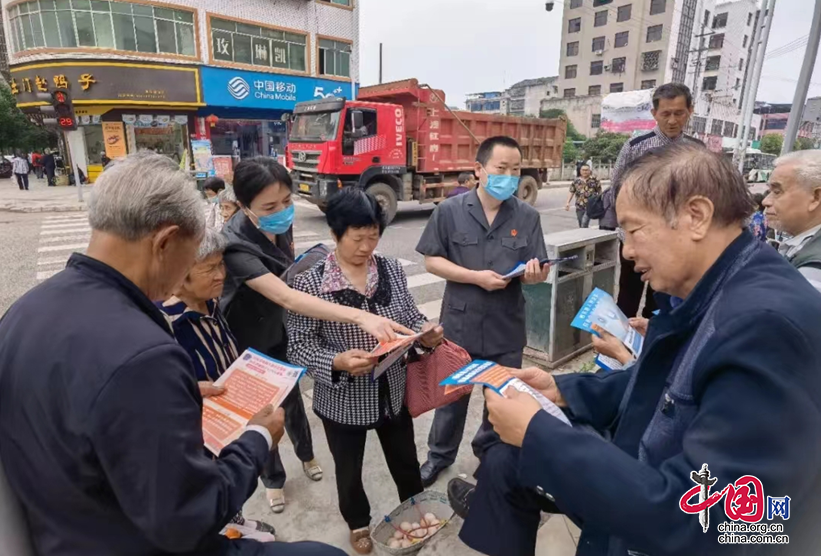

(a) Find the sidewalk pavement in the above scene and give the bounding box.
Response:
[0,178,88,213]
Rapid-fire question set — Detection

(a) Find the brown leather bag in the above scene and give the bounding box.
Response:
[405,340,473,418]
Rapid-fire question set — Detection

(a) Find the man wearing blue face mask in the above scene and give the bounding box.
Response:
[416,136,550,487]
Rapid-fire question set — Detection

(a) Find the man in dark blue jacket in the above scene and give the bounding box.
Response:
[0,153,344,556]
[449,143,821,555]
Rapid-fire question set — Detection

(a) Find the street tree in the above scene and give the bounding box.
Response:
[0,84,53,154]
[582,132,630,163]
[540,108,586,163]
[760,134,783,155]
[794,137,815,151]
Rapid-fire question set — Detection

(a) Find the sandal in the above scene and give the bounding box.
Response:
[303,459,323,482]
[266,488,286,514]
[350,527,373,554]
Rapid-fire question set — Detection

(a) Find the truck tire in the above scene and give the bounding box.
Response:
[367,182,399,225]
[518,175,539,206]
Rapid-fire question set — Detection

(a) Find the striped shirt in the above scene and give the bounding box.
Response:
[158,298,239,382]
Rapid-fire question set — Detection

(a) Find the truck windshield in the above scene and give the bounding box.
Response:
[290,112,341,142]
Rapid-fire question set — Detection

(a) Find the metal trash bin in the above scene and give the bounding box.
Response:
[523,229,619,368]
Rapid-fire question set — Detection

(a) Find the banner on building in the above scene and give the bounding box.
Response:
[192,139,215,178]
[212,156,234,180]
[601,90,656,134]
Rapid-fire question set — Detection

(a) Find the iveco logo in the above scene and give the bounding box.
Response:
[228,77,250,100]
[297,152,307,163]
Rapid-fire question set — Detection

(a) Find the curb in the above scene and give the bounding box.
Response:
[0,204,87,214]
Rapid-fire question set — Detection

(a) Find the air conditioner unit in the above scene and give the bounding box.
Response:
[594,49,604,56]
[604,64,612,71]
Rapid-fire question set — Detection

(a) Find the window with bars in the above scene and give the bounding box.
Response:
[712,12,728,28]
[589,85,602,95]
[703,76,718,91]
[594,10,608,26]
[739,58,745,70]
[593,0,613,5]
[690,116,706,133]
[723,121,736,137]
[211,17,307,72]
[570,0,583,8]
[319,38,352,77]
[703,9,711,26]
[592,36,605,51]
[747,12,753,25]
[565,64,578,78]
[7,0,196,55]
[646,24,663,42]
[711,119,724,135]
[591,113,601,128]
[641,79,656,89]
[569,17,582,33]
[641,50,661,71]
[617,4,632,21]
[610,82,624,92]
[590,61,603,75]
[564,88,576,98]
[615,31,629,47]
[567,41,579,56]
[705,56,721,71]
[743,35,748,47]
[612,56,626,72]
[709,33,724,49]
[649,0,666,15]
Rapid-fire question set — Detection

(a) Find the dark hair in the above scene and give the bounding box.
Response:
[652,83,693,110]
[476,136,523,166]
[458,172,474,185]
[232,157,293,207]
[621,143,754,227]
[203,176,226,194]
[325,188,385,239]
[752,193,766,212]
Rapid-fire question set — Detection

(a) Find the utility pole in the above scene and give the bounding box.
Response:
[781,0,821,155]
[735,0,776,172]
[379,43,383,84]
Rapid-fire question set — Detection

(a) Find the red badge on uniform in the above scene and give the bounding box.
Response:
[511,229,518,237]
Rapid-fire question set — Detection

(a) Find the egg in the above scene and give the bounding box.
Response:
[411,522,420,531]
[410,528,428,539]
[388,539,401,549]
[393,530,404,540]
[427,518,440,527]
[399,521,412,532]
[399,539,413,548]
[424,512,437,523]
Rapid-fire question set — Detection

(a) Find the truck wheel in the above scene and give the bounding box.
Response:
[367,182,399,225]
[518,176,539,206]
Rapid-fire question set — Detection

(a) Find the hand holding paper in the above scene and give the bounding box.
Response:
[485,387,543,447]
[571,288,644,371]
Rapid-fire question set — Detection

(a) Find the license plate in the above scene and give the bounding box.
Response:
[299,183,311,193]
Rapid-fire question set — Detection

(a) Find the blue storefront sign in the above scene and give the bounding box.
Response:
[201,66,357,111]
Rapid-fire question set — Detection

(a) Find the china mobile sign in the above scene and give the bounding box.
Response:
[201,66,356,111]
[680,464,790,545]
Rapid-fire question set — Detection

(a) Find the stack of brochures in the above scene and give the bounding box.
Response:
[571,288,643,371]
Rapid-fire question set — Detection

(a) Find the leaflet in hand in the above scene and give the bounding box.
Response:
[370,332,423,380]
[440,360,571,426]
[501,256,579,280]
[571,288,643,371]
[202,349,305,455]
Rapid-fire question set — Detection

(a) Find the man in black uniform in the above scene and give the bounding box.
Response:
[416,136,549,486]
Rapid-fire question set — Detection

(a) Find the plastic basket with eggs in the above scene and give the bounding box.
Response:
[371,491,454,555]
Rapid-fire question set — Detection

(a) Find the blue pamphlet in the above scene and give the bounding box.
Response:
[502,255,579,280]
[571,288,644,371]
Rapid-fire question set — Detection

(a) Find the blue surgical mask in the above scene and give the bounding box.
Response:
[483,170,520,201]
[251,204,294,235]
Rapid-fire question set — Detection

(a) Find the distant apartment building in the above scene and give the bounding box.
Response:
[466,77,558,117]
[804,97,821,124]
[756,103,821,142]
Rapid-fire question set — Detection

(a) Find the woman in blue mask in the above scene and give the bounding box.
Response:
[220,157,413,515]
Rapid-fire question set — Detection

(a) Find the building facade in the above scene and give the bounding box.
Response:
[466,77,558,117]
[465,91,508,114]
[2,0,358,181]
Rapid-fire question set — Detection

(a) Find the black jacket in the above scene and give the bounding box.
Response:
[0,254,269,556]
[519,232,821,555]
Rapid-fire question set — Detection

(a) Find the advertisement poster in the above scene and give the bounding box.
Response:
[191,139,215,178]
[601,90,657,134]
[202,349,305,455]
[102,122,128,159]
[212,155,234,179]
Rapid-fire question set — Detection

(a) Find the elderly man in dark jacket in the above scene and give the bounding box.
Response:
[448,143,821,556]
[0,153,344,556]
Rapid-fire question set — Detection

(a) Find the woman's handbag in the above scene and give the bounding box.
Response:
[405,340,473,418]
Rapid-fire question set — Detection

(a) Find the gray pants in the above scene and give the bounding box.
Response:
[576,208,590,228]
[425,350,524,468]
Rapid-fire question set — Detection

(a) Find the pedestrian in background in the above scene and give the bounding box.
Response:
[12,152,30,191]
[565,164,601,228]
[288,189,443,554]
[748,193,769,242]
[416,136,549,487]
[43,149,56,187]
[31,151,43,180]
[219,185,241,224]
[447,172,477,198]
[204,176,227,231]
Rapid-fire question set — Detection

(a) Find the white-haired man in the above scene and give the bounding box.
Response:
[764,149,821,292]
[0,153,344,556]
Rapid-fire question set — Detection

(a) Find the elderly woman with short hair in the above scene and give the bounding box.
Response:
[287,188,444,555]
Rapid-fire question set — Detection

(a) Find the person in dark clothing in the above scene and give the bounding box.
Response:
[42,149,57,186]
[447,172,476,198]
[0,152,344,556]
[448,144,821,556]
[221,157,412,514]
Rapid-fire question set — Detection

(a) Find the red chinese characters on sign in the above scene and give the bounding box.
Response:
[680,474,765,523]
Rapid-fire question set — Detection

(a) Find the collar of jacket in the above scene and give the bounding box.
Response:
[67,253,173,336]
[654,231,756,328]
[464,187,517,234]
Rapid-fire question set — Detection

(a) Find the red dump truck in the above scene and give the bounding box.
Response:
[286,78,566,224]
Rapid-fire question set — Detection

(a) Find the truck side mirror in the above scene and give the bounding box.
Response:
[351,110,364,135]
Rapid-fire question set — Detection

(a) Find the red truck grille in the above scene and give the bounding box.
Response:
[291,150,321,173]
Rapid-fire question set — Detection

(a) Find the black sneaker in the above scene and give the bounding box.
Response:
[447,478,475,520]
[420,460,448,488]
